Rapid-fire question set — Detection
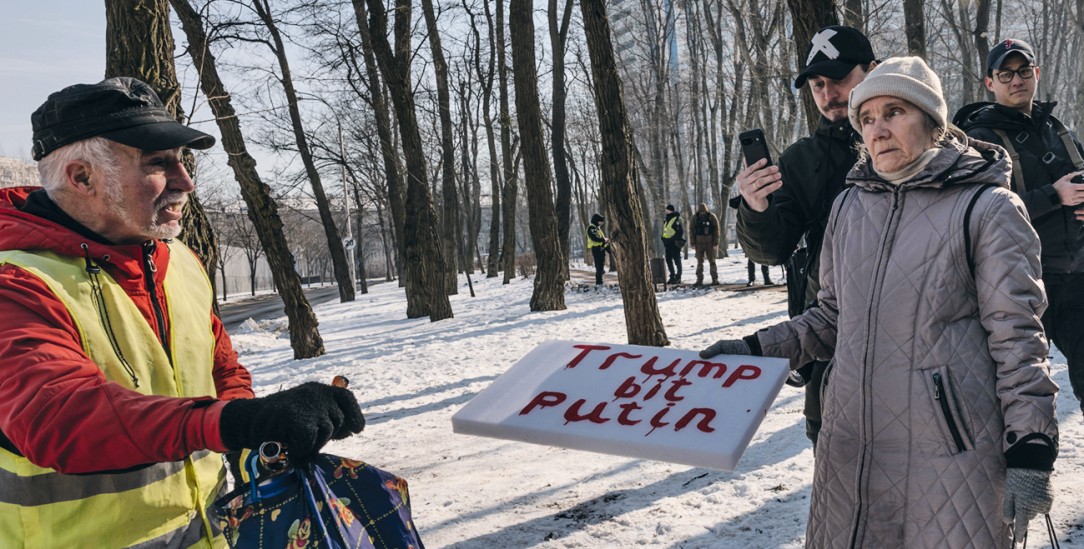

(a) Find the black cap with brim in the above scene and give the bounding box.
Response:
[99,122,215,154]
[794,59,859,88]
[986,39,1036,72]
[31,76,215,160]
[794,25,875,89]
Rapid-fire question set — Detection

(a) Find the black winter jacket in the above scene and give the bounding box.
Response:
[734,117,860,315]
[954,101,1084,273]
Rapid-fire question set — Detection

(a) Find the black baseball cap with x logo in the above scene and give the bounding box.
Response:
[794,25,876,88]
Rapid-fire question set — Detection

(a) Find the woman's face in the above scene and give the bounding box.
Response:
[857,96,935,174]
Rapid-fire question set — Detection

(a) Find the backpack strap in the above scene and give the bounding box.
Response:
[964,184,998,277]
[1050,116,1084,170]
[991,129,1028,193]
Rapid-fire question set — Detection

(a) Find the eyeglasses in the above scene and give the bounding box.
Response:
[995,66,1035,84]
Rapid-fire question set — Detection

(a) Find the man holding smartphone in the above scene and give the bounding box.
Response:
[731,25,877,447]
[955,38,1084,415]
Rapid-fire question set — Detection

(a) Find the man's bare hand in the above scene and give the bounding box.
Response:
[1052,171,1084,207]
[737,158,782,212]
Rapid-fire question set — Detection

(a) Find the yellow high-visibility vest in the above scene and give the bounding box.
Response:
[663,216,679,238]
[0,241,226,548]
[587,224,606,248]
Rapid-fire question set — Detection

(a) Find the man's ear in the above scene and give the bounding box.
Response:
[63,161,96,195]
[984,77,995,93]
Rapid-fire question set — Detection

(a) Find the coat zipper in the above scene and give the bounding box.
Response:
[82,244,140,387]
[142,242,173,366]
[932,372,966,452]
[849,188,901,548]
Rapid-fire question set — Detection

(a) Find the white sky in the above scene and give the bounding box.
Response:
[0,2,106,160]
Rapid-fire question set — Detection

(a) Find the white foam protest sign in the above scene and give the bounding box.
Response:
[452,340,790,470]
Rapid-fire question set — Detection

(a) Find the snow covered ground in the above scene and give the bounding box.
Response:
[227,252,1084,548]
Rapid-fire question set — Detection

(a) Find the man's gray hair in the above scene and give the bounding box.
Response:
[37,137,120,195]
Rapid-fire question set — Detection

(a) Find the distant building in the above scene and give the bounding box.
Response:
[0,157,39,188]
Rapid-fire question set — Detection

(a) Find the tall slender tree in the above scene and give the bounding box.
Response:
[496,0,519,285]
[249,0,355,303]
[362,0,454,321]
[420,0,460,295]
[170,0,324,359]
[465,0,502,278]
[350,0,407,286]
[509,0,566,312]
[549,0,576,282]
[579,0,668,346]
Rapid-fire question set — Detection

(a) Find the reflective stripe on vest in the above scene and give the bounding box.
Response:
[663,216,678,238]
[0,241,225,549]
[587,224,606,248]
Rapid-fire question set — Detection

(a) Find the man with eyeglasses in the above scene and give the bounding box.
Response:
[955,39,1084,416]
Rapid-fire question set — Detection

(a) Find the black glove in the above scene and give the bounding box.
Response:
[220,382,365,463]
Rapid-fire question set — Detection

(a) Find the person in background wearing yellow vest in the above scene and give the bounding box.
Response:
[0,77,365,548]
[955,39,1084,416]
[661,204,684,284]
[586,213,609,287]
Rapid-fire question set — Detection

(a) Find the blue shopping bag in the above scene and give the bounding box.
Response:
[214,452,425,549]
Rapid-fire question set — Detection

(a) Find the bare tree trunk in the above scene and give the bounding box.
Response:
[974,0,993,99]
[497,0,518,285]
[549,0,575,282]
[785,0,838,134]
[363,0,453,321]
[351,0,406,288]
[579,0,668,346]
[509,0,566,312]
[842,0,864,29]
[470,0,502,278]
[103,0,221,314]
[938,0,976,102]
[250,0,354,303]
[420,0,460,296]
[170,0,324,359]
[903,0,928,58]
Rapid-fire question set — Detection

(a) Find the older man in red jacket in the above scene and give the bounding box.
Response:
[0,77,364,548]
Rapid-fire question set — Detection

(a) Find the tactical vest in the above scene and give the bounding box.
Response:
[0,241,225,548]
[587,224,606,248]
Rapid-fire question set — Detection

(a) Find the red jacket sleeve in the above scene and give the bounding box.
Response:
[212,313,254,401]
[0,264,238,474]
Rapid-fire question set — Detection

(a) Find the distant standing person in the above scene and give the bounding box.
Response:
[955,38,1084,414]
[746,259,774,286]
[586,213,609,287]
[691,203,720,285]
[661,204,684,284]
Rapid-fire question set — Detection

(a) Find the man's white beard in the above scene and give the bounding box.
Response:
[102,179,187,241]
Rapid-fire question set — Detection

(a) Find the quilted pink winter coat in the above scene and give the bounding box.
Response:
[756,135,1058,548]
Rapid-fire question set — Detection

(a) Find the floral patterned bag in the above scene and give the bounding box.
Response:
[214,453,425,549]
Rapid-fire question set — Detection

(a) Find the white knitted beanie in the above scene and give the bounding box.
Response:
[848,56,947,132]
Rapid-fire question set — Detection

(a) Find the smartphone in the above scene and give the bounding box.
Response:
[1072,174,1084,183]
[739,128,773,168]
